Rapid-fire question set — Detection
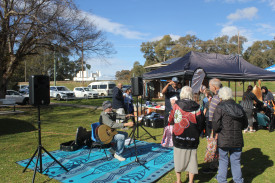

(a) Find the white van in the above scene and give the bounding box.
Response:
[88,81,116,96]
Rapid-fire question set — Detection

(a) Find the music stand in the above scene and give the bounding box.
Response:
[23,106,68,183]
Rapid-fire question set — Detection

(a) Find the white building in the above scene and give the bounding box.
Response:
[73,71,101,81]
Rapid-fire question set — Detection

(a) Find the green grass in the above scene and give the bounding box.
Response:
[50,96,162,106]
[50,97,112,106]
[1,105,275,183]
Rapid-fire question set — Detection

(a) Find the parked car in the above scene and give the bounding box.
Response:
[73,87,99,99]
[19,85,29,94]
[50,86,75,101]
[87,81,116,97]
[5,90,29,105]
[122,85,131,93]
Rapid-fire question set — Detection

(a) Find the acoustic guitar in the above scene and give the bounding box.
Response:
[96,125,118,144]
[252,79,262,101]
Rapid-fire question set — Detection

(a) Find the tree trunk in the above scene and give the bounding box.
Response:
[0,76,7,99]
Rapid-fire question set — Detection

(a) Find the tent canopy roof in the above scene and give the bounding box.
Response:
[143,51,275,81]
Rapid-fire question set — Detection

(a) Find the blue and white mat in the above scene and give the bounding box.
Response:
[17,141,174,183]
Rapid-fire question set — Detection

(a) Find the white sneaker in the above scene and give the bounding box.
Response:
[114,153,126,161]
[108,148,116,155]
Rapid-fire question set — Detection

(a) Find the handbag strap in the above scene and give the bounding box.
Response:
[210,129,214,138]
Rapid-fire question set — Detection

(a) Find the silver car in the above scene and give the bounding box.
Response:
[5,90,29,105]
[50,86,75,101]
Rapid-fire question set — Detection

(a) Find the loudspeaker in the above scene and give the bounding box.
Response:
[131,77,143,96]
[29,75,50,106]
[143,118,151,127]
[150,118,164,128]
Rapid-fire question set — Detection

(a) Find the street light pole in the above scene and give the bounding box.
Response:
[54,50,56,86]
[82,40,84,85]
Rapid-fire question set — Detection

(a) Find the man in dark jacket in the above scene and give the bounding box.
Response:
[112,83,125,118]
[169,86,205,183]
[213,87,248,183]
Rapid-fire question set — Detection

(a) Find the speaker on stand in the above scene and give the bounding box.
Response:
[129,77,155,140]
[131,77,143,96]
[23,75,68,183]
[29,75,50,106]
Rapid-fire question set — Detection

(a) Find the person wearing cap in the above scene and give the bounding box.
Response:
[162,77,181,127]
[100,101,134,161]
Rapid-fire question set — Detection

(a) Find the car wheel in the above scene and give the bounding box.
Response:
[56,94,61,101]
[84,94,88,99]
[23,98,29,105]
[101,93,105,97]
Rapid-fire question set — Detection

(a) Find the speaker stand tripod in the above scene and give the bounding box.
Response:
[121,120,148,169]
[23,106,68,183]
[128,96,156,141]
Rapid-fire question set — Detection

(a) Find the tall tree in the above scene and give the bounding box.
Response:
[244,40,275,68]
[172,34,201,57]
[0,0,114,98]
[154,35,174,62]
[141,41,158,66]
[115,70,131,81]
[131,61,145,77]
[229,35,247,55]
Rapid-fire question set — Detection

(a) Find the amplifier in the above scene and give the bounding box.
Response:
[143,118,151,127]
[150,118,164,128]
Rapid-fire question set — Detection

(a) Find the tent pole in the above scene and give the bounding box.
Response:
[243,81,245,95]
[235,81,237,102]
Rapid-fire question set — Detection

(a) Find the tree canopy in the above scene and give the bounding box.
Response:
[140,34,248,67]
[0,0,114,98]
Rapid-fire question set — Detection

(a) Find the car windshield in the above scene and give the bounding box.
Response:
[20,85,28,89]
[109,84,116,89]
[7,90,20,95]
[123,85,131,89]
[56,86,69,91]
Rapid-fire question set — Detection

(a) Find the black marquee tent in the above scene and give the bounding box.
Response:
[143,51,275,81]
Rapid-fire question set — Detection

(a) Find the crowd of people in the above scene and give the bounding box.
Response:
[164,77,274,183]
[77,79,274,182]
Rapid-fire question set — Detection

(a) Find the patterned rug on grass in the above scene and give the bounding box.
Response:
[17,141,174,183]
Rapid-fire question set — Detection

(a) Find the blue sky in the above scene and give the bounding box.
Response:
[73,0,275,79]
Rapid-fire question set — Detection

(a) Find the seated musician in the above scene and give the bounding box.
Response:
[100,101,134,161]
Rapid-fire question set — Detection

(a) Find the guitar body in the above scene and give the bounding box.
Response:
[96,125,118,144]
[252,80,262,101]
[252,85,262,101]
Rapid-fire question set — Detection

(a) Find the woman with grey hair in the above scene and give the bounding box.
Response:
[168,86,205,183]
[212,87,248,183]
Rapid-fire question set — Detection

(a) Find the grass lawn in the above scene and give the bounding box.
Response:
[1,105,275,183]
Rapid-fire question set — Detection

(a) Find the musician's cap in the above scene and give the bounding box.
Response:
[102,100,112,111]
[172,77,179,83]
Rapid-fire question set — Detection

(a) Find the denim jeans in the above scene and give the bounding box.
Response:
[112,131,128,156]
[217,147,243,183]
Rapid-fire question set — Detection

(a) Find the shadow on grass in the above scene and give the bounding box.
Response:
[241,148,273,182]
[0,118,36,136]
[196,148,273,183]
